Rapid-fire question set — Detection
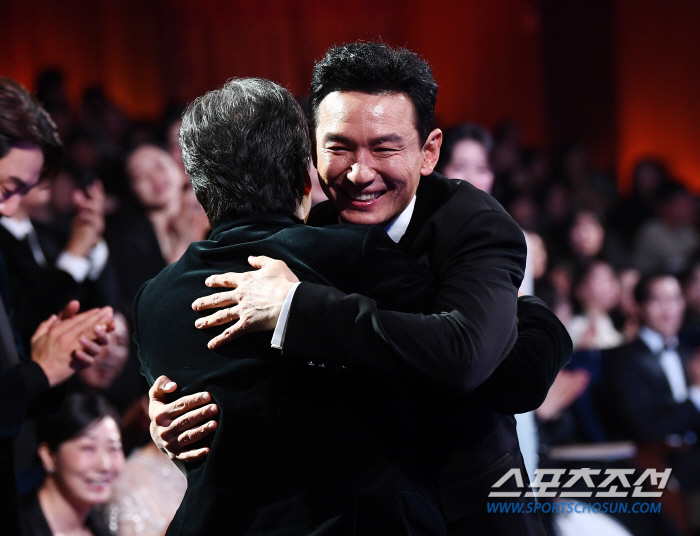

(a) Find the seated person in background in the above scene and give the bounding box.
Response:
[0,175,111,351]
[632,182,699,276]
[21,392,124,536]
[435,122,494,194]
[1,76,114,535]
[602,273,700,490]
[567,260,624,351]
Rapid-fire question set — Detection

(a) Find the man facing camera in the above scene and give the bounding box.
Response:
[151,43,571,535]
[133,78,448,535]
[0,77,114,536]
[603,273,700,491]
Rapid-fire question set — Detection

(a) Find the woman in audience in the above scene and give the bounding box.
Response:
[567,260,623,350]
[21,393,125,536]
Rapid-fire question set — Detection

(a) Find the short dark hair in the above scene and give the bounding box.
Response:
[309,42,438,145]
[436,122,493,174]
[0,77,62,180]
[634,272,678,305]
[180,78,310,228]
[36,392,120,452]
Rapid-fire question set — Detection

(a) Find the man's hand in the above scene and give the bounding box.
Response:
[148,375,219,461]
[535,369,590,422]
[31,302,114,387]
[65,181,106,258]
[191,256,299,349]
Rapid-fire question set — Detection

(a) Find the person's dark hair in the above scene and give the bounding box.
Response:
[0,77,63,180]
[36,392,120,452]
[436,122,493,174]
[634,272,678,305]
[309,42,438,145]
[655,180,690,204]
[180,78,310,228]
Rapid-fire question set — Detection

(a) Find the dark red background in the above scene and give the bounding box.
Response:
[2,0,699,191]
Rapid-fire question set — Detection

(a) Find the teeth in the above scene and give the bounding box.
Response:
[351,192,383,201]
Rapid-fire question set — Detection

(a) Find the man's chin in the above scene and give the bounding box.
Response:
[338,208,389,227]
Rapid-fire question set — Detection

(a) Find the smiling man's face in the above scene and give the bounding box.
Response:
[314,91,441,226]
[0,144,44,217]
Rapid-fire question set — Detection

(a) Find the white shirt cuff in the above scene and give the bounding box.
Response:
[87,240,109,280]
[271,282,301,350]
[688,386,700,412]
[55,251,91,283]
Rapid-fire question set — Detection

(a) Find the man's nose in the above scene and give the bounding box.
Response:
[346,158,374,186]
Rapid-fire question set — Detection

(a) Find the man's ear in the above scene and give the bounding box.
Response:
[37,443,56,474]
[304,165,312,196]
[420,128,443,176]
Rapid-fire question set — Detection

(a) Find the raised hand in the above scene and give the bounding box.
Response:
[31,303,114,387]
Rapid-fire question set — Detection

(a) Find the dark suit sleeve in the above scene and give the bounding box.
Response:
[470,296,572,413]
[0,362,50,439]
[284,209,529,396]
[604,349,700,442]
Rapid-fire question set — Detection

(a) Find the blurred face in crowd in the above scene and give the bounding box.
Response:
[659,192,696,228]
[39,417,124,510]
[569,211,604,258]
[576,261,621,313]
[640,276,685,338]
[683,265,700,313]
[525,232,548,280]
[0,144,44,217]
[78,313,129,391]
[127,145,182,211]
[442,139,494,194]
[314,91,441,226]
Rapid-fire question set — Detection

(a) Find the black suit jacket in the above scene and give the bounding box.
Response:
[0,220,116,357]
[0,249,55,536]
[134,214,447,536]
[602,337,700,442]
[283,174,571,534]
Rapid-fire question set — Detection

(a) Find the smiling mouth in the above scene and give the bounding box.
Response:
[86,477,111,486]
[344,190,385,202]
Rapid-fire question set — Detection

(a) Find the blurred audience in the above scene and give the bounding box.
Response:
[21,393,124,536]
[568,260,623,351]
[103,442,186,536]
[602,274,700,489]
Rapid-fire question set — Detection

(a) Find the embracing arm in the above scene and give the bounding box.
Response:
[470,295,572,414]
[281,209,525,395]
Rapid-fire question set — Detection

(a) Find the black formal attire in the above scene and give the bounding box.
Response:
[281,173,571,534]
[0,219,117,351]
[134,214,447,536]
[603,336,700,442]
[602,334,700,489]
[0,250,59,536]
[19,488,111,536]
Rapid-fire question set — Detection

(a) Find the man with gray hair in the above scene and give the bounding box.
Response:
[133,77,447,535]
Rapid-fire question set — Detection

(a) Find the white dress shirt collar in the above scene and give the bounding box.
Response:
[0,216,32,240]
[383,195,416,244]
[639,326,678,354]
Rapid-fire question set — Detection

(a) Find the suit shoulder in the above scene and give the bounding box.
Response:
[419,173,516,225]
